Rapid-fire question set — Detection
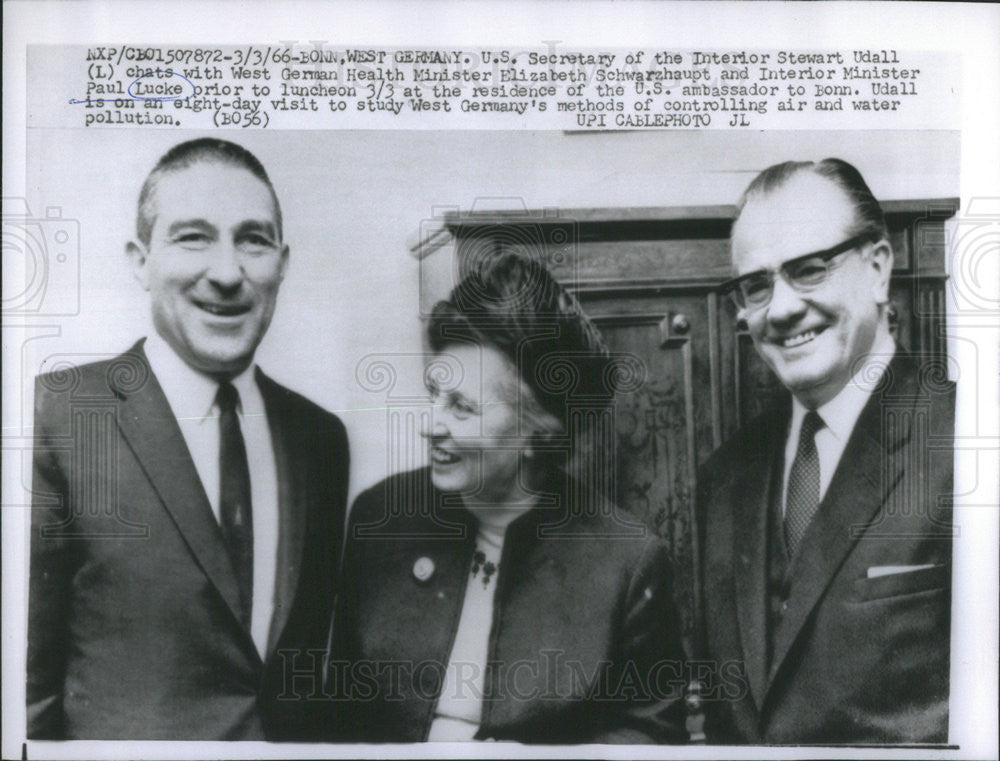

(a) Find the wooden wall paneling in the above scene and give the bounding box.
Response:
[590,305,701,637]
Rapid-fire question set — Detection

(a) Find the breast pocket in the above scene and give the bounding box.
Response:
[852,563,951,602]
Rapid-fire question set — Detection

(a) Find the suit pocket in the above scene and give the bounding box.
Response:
[853,563,950,602]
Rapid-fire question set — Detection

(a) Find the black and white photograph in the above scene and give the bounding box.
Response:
[3,2,998,759]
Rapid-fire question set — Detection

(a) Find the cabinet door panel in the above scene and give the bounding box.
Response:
[588,296,710,635]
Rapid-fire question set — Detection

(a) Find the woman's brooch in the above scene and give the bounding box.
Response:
[471,549,498,587]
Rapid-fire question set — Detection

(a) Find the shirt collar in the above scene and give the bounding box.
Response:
[143,332,260,423]
[230,361,266,422]
[790,328,896,442]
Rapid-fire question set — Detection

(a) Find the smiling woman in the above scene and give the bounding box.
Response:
[327,253,689,744]
[423,343,540,509]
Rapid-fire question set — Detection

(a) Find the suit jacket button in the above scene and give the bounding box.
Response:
[413,556,435,583]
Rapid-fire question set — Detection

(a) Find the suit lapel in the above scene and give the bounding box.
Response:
[733,401,788,712]
[257,371,309,657]
[767,357,912,690]
[112,345,252,639]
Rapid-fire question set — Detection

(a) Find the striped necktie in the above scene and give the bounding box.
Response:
[784,410,824,557]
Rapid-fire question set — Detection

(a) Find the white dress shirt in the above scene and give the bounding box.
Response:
[144,333,279,657]
[782,330,896,514]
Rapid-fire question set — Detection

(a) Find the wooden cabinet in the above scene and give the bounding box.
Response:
[413,200,957,643]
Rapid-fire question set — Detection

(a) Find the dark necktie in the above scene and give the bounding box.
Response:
[784,410,824,557]
[217,381,253,627]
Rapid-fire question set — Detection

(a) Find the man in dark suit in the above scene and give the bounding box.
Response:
[28,138,349,740]
[697,159,953,743]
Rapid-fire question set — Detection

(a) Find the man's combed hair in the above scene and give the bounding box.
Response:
[135,138,282,246]
[734,157,889,242]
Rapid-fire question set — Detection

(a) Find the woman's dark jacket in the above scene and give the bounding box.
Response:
[326,466,689,744]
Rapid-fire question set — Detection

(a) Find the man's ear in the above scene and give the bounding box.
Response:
[126,240,151,291]
[278,244,290,281]
[868,238,893,306]
[735,308,750,333]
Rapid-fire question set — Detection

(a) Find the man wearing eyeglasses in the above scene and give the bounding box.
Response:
[696,159,953,744]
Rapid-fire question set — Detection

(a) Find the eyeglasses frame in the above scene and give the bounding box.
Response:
[720,232,881,311]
